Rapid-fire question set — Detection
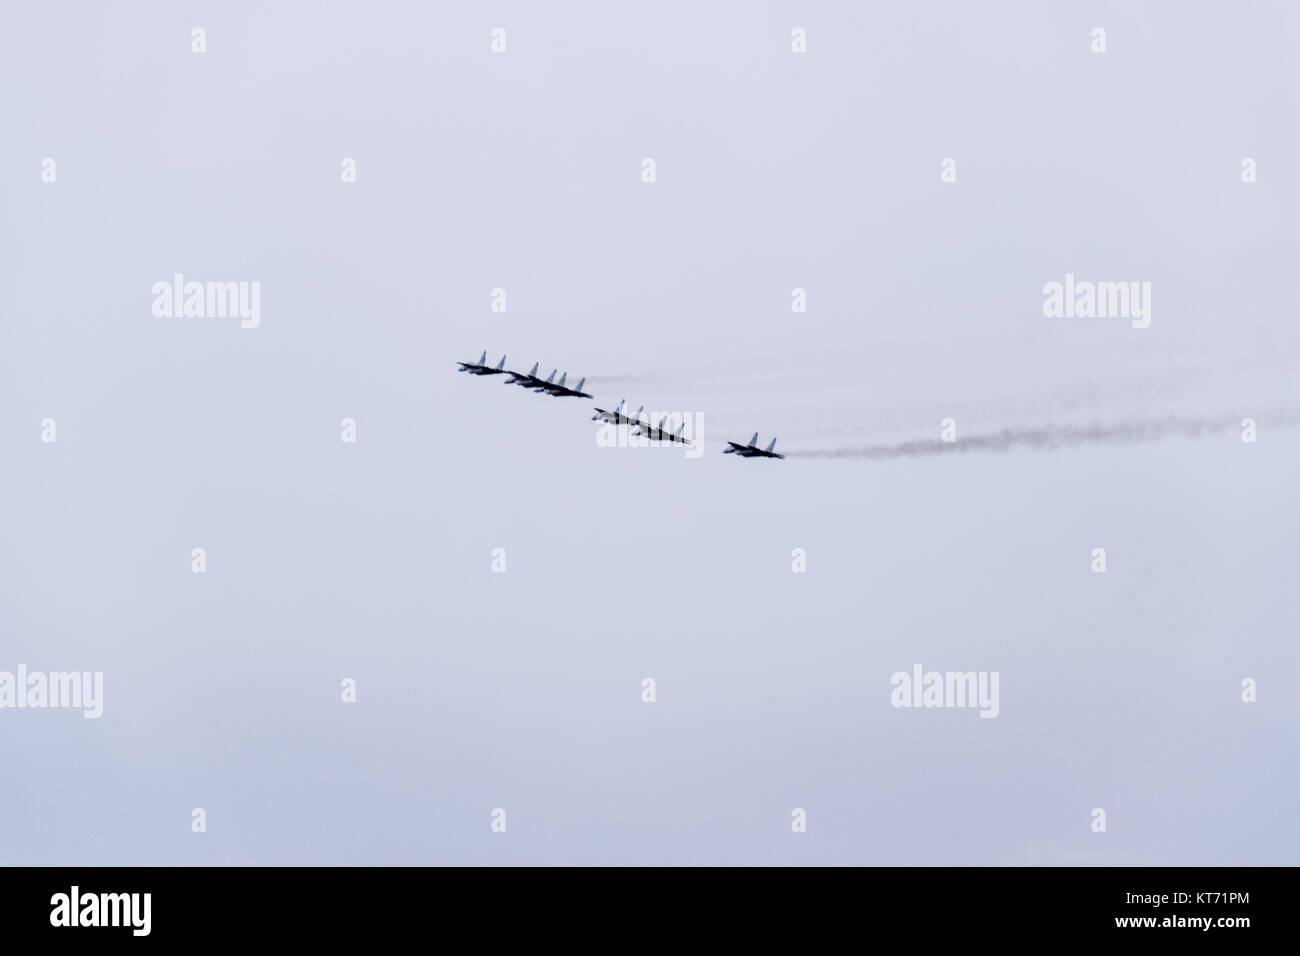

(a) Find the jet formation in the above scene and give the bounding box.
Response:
[592,400,692,445]
[457,350,781,459]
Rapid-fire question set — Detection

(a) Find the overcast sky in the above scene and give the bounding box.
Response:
[2,1,1297,864]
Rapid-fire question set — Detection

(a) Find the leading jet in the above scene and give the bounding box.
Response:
[457,351,509,376]
[723,433,784,459]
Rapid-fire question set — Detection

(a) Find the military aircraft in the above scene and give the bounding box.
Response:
[539,372,592,399]
[632,416,693,446]
[723,433,784,459]
[593,402,693,445]
[592,400,642,425]
[505,364,591,398]
[457,351,508,375]
[503,362,544,388]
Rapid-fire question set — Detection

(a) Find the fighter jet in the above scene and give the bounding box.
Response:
[632,416,693,446]
[505,363,591,398]
[592,399,624,423]
[529,369,560,391]
[539,371,592,398]
[503,362,545,388]
[723,433,784,459]
[592,400,643,425]
[457,351,509,376]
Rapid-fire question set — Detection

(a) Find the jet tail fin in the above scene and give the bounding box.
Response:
[496,355,506,370]
[478,350,487,365]
[765,437,776,452]
[575,378,585,392]
[749,432,759,447]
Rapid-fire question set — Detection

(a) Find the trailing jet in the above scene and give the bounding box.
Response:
[457,351,508,375]
[723,433,785,459]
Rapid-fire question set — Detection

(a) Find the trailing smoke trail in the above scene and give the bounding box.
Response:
[586,370,823,391]
[583,374,663,386]
[791,411,1300,460]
